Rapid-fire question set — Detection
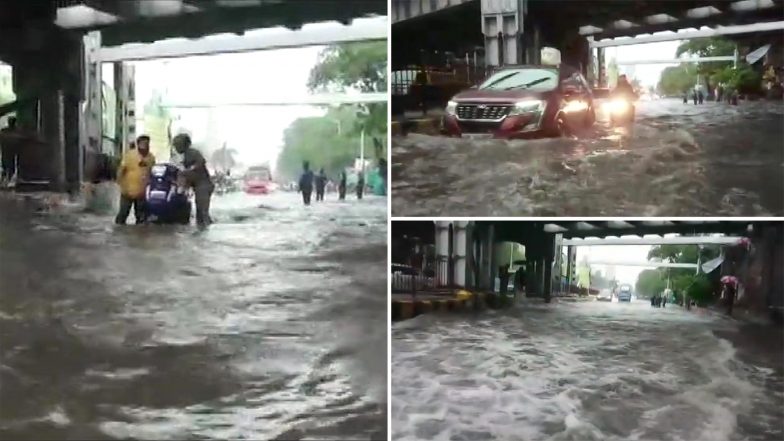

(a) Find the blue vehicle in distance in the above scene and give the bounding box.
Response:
[617,284,633,302]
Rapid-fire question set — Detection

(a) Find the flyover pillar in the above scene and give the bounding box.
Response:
[597,47,606,87]
[543,258,552,303]
[481,0,531,66]
[435,221,451,286]
[453,221,469,287]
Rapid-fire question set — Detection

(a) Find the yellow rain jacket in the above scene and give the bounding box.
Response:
[118,149,156,198]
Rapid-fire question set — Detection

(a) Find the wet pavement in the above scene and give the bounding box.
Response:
[392,299,784,441]
[0,191,387,440]
[391,99,784,216]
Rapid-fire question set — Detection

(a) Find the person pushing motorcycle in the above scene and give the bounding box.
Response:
[172,133,213,226]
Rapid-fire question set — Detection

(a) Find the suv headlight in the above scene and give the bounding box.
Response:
[445,100,457,115]
[509,99,545,116]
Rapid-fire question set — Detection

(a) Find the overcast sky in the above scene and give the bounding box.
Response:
[606,40,682,88]
[576,245,652,285]
[127,16,385,170]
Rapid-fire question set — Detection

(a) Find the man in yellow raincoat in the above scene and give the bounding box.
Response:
[115,135,155,224]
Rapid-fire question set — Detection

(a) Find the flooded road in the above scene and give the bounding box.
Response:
[0,191,387,440]
[391,99,784,216]
[392,300,784,441]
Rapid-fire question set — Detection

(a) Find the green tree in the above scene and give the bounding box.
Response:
[636,269,667,298]
[275,106,368,181]
[658,64,698,96]
[675,37,735,93]
[307,41,387,136]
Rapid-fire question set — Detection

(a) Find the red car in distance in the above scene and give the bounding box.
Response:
[243,166,275,195]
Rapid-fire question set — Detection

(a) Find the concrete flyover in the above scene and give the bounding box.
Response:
[0,0,385,193]
[391,220,783,317]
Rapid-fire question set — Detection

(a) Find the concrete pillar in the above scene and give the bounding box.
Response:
[597,47,606,88]
[543,257,553,303]
[41,91,66,191]
[82,31,103,181]
[453,221,469,287]
[565,245,575,293]
[435,221,451,286]
[481,0,527,66]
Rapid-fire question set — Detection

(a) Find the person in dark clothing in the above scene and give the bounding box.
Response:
[315,168,327,201]
[172,133,213,226]
[662,295,666,308]
[724,282,736,316]
[651,296,656,307]
[338,171,347,200]
[692,90,698,105]
[612,75,637,100]
[697,90,704,104]
[356,172,365,200]
[298,161,314,205]
[1,117,19,184]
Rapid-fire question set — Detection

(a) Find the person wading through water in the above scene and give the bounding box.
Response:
[115,135,155,224]
[172,133,214,227]
[298,161,314,205]
[338,170,347,200]
[315,168,327,201]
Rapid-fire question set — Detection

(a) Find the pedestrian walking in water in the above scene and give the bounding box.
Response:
[662,295,666,308]
[338,170,347,200]
[115,135,155,225]
[698,90,704,104]
[692,90,698,105]
[356,172,365,200]
[172,133,214,227]
[315,168,327,201]
[298,161,314,206]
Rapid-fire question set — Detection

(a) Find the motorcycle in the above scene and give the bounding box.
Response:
[144,163,192,224]
[605,95,636,127]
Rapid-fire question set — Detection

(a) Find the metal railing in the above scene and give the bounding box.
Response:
[391,54,493,115]
[391,255,456,298]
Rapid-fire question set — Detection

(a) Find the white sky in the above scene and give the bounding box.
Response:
[576,244,652,285]
[124,16,386,170]
[606,40,682,88]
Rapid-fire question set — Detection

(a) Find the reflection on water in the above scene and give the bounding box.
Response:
[392,99,784,216]
[0,192,387,440]
[392,300,784,441]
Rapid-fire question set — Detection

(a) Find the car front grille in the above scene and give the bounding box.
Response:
[456,104,512,121]
[457,121,499,134]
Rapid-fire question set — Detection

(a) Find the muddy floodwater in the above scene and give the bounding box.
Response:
[0,191,387,440]
[392,99,784,216]
[392,300,784,441]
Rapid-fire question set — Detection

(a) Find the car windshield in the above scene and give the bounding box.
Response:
[246,168,271,180]
[478,68,558,91]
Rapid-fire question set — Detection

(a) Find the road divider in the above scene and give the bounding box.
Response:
[391,290,516,321]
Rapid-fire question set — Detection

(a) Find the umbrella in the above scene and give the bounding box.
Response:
[721,275,738,285]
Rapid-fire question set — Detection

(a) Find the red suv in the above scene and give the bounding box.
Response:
[442,64,595,139]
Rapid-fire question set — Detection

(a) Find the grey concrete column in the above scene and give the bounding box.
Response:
[435,220,451,286]
[481,0,527,66]
[597,47,606,88]
[453,221,469,287]
[543,258,553,303]
[41,91,66,191]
